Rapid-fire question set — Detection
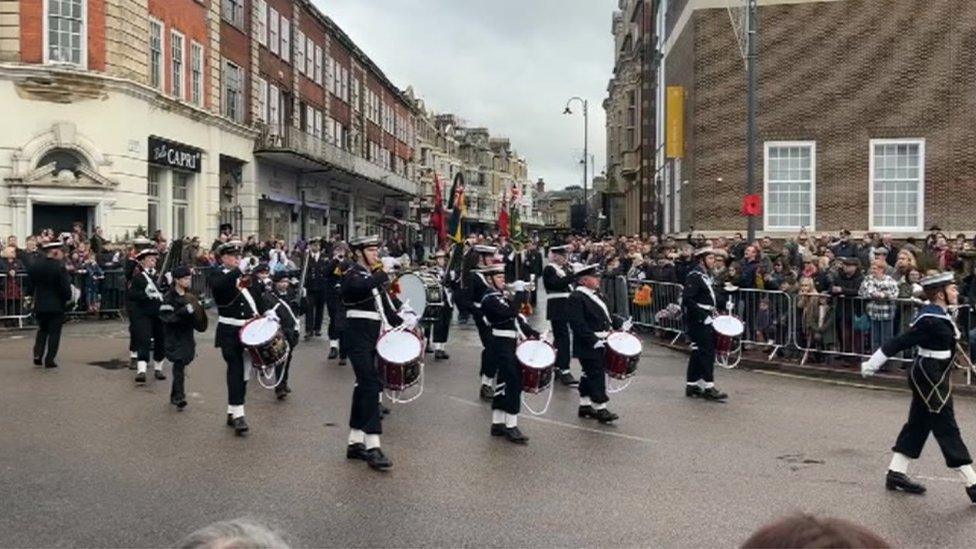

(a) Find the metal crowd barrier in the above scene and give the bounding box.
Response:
[0,273,31,328]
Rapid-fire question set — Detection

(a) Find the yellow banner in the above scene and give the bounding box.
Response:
[666,86,685,159]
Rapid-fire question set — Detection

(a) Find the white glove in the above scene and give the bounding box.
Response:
[511,280,528,292]
[264,309,280,322]
[165,272,173,286]
[239,260,253,275]
[593,339,606,350]
[861,349,888,378]
[399,310,418,330]
[540,330,552,344]
[621,318,634,332]
[381,257,398,271]
[301,287,307,298]
[704,316,714,326]
[184,303,194,314]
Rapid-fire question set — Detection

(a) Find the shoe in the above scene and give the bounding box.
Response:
[33,357,42,366]
[346,443,367,460]
[328,348,339,359]
[558,370,579,387]
[129,357,137,370]
[232,416,249,436]
[154,370,166,381]
[702,387,728,401]
[364,448,392,470]
[134,372,146,384]
[479,384,494,401]
[685,385,704,398]
[967,484,976,504]
[425,346,434,354]
[226,413,234,427]
[593,408,619,424]
[886,470,926,494]
[380,403,391,416]
[490,423,506,436]
[435,350,450,360]
[578,405,597,419]
[170,396,187,410]
[275,386,288,400]
[503,426,529,444]
[44,362,59,369]
[338,358,347,366]
[314,331,323,337]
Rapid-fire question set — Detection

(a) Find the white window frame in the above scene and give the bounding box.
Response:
[869,138,925,232]
[44,0,88,68]
[280,17,290,64]
[313,45,322,86]
[305,36,314,77]
[268,8,279,55]
[222,59,244,123]
[190,41,203,106]
[295,29,305,73]
[172,171,190,239]
[763,141,816,231]
[269,83,281,133]
[148,18,164,90]
[255,75,268,123]
[170,29,185,100]
[256,0,267,46]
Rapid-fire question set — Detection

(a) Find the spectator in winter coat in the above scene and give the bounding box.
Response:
[859,260,899,355]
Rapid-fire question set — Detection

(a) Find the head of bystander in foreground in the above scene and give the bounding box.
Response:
[741,513,889,548]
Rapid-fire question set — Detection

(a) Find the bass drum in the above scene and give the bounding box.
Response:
[392,272,443,321]
[376,329,424,393]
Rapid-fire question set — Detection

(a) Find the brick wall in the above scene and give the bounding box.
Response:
[670,0,976,234]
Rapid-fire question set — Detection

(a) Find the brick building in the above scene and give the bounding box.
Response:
[0,0,417,243]
[656,0,976,237]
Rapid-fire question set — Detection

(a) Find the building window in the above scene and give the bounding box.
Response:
[305,36,314,77]
[870,139,924,231]
[172,172,190,238]
[268,83,280,133]
[626,90,637,149]
[256,0,267,45]
[268,8,279,55]
[764,141,815,230]
[170,30,184,99]
[280,17,290,63]
[295,30,305,73]
[45,0,86,66]
[221,0,245,29]
[148,167,161,235]
[190,42,203,106]
[255,75,268,123]
[222,59,244,123]
[148,19,163,89]
[313,45,322,86]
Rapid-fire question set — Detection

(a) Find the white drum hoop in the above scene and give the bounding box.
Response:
[377,329,425,404]
[517,339,556,416]
[713,314,745,338]
[393,273,430,316]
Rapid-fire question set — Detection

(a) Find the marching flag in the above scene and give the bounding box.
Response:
[497,190,510,238]
[509,184,523,242]
[446,173,466,243]
[430,172,447,244]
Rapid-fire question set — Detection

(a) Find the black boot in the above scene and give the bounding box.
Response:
[885,470,926,494]
[380,402,391,416]
[134,372,146,384]
[490,423,506,437]
[425,346,434,354]
[226,413,234,427]
[129,357,137,370]
[33,356,42,366]
[328,348,339,359]
[685,385,704,398]
[578,405,597,419]
[346,443,367,461]
[170,396,187,410]
[558,370,579,387]
[338,358,347,366]
[232,416,249,436]
[593,408,619,424]
[44,361,59,369]
[702,387,728,401]
[154,369,166,381]
[435,350,450,360]
[479,384,493,401]
[275,385,288,400]
[967,484,976,504]
[364,448,392,470]
[503,426,529,444]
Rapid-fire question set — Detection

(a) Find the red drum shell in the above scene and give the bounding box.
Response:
[239,317,289,369]
[604,331,641,380]
[516,340,556,394]
[376,330,424,392]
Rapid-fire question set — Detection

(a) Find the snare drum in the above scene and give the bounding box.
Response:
[240,316,290,370]
[604,331,642,379]
[515,339,556,394]
[376,330,424,392]
[712,314,744,369]
[393,272,444,321]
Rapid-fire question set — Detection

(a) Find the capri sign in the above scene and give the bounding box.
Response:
[148,136,203,173]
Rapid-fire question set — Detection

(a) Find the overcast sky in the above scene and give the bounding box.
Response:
[312,0,615,190]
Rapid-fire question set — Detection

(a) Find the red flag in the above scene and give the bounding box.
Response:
[497,190,510,238]
[431,173,447,244]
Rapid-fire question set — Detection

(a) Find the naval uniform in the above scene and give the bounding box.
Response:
[567,286,623,407]
[482,289,538,416]
[428,263,456,350]
[682,264,718,387]
[543,262,574,375]
[323,257,348,357]
[469,269,496,384]
[208,266,263,417]
[261,286,305,393]
[128,268,166,370]
[158,288,197,404]
[305,251,329,337]
[27,256,72,367]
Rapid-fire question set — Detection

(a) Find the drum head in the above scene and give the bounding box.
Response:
[606,332,642,357]
[516,340,556,369]
[394,273,428,313]
[713,315,745,337]
[240,317,280,346]
[377,330,423,364]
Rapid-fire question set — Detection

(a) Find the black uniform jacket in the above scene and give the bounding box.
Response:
[568,287,624,361]
[262,289,306,347]
[305,252,329,293]
[27,257,71,314]
[159,289,196,363]
[481,290,539,339]
[128,269,163,317]
[681,265,718,330]
[468,271,492,317]
[542,263,574,320]
[208,266,264,347]
[341,264,403,329]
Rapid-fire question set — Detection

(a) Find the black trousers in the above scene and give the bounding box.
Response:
[127,307,137,353]
[893,384,973,468]
[308,290,326,334]
[275,351,294,385]
[216,325,247,406]
[457,288,471,323]
[433,302,452,344]
[325,292,344,341]
[473,311,495,379]
[551,318,571,373]
[686,322,716,383]
[33,312,65,366]
[131,314,165,363]
[347,318,382,434]
[171,359,188,399]
[579,355,609,404]
[491,339,521,415]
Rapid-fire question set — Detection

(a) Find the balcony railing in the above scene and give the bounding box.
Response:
[257,125,417,196]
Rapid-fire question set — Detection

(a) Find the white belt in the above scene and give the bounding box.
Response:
[547,293,570,300]
[918,348,951,360]
[492,329,517,339]
[472,303,481,309]
[696,303,715,311]
[595,331,610,338]
[218,316,247,327]
[347,310,382,321]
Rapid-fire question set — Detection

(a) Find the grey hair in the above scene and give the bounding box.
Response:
[178,518,290,549]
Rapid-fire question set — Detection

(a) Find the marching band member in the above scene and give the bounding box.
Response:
[261,271,306,400]
[342,235,415,470]
[128,248,167,384]
[304,238,329,341]
[681,248,728,400]
[429,249,455,360]
[27,241,72,369]
[324,244,349,363]
[862,272,976,503]
[481,260,538,444]
[158,266,198,409]
[468,245,500,400]
[208,241,266,436]
[125,237,154,369]
[681,247,728,401]
[543,245,578,386]
[568,264,628,423]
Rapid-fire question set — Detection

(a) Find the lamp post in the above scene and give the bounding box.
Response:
[563,97,588,231]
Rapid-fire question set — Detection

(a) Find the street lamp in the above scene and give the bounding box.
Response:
[563,96,588,231]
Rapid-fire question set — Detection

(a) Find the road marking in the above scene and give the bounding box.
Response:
[750,370,911,394]
[915,474,963,484]
[447,396,655,444]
